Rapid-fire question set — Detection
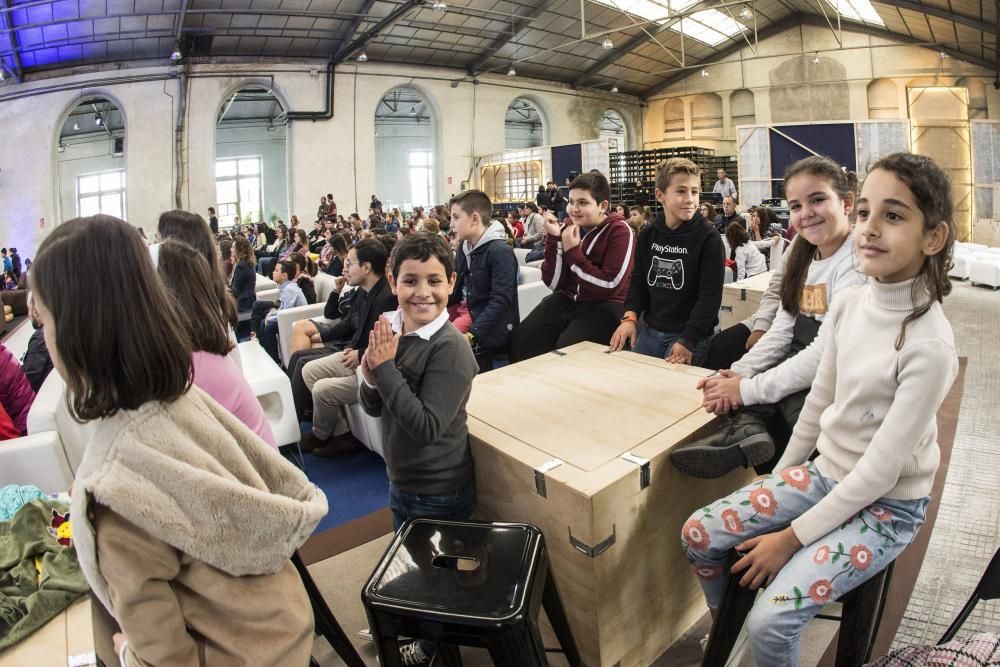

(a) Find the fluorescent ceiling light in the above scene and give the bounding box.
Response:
[669,9,747,46]
[823,0,885,26]
[589,0,698,25]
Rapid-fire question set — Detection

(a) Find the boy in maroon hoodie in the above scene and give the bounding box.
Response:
[509,171,635,361]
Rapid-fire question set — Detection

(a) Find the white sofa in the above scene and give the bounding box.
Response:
[969,257,1000,289]
[255,273,278,293]
[276,275,345,368]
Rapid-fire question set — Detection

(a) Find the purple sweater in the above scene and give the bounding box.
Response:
[0,344,35,435]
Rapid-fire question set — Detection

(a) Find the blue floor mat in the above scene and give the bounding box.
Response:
[297,444,390,535]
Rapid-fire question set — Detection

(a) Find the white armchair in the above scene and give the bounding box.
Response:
[238,341,302,447]
[518,265,543,284]
[255,273,277,293]
[0,431,73,493]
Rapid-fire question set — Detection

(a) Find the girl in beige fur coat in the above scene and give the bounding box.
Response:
[31,214,328,666]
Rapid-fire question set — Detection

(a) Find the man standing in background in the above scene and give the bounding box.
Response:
[713,168,737,200]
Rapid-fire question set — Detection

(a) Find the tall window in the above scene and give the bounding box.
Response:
[77,170,126,219]
[216,157,263,224]
[409,151,434,208]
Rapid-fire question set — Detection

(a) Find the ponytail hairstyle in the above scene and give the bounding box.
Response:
[866,153,956,349]
[779,156,854,315]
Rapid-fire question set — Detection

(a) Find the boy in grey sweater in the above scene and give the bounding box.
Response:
[360,232,479,531]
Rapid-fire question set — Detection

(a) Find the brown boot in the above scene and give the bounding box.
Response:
[299,431,331,453]
[312,432,362,457]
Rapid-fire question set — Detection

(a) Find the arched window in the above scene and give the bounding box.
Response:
[664,98,684,136]
[599,109,628,152]
[57,96,126,222]
[731,89,756,128]
[506,97,544,148]
[375,87,437,211]
[215,86,287,226]
[867,79,898,119]
[692,93,723,137]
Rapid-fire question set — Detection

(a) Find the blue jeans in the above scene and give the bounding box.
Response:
[634,323,709,366]
[388,482,475,533]
[681,461,929,667]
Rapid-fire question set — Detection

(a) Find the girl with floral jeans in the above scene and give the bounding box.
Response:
[682,153,960,666]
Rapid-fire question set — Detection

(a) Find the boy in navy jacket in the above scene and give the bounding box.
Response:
[447,190,519,370]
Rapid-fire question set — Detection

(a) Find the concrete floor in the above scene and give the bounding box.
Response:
[307,279,999,666]
[891,279,1000,648]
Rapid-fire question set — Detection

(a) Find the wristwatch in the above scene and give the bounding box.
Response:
[621,313,638,323]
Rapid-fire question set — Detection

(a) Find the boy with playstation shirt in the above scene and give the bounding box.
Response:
[610,158,725,366]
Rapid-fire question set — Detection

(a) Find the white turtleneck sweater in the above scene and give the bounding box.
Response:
[774,278,958,547]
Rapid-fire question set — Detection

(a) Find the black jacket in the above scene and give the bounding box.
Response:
[625,212,725,348]
[535,188,552,210]
[548,187,567,214]
[447,222,519,350]
[319,277,397,356]
[230,262,256,312]
[714,212,746,235]
[22,328,53,393]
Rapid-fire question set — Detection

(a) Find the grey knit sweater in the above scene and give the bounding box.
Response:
[361,323,478,495]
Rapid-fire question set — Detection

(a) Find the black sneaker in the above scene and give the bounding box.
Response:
[398,640,434,665]
[669,413,774,479]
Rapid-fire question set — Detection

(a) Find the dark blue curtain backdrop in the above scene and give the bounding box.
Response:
[769,124,856,198]
[551,144,583,185]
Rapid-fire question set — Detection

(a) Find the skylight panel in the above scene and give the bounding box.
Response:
[669,9,747,47]
[589,0,698,26]
[823,0,885,26]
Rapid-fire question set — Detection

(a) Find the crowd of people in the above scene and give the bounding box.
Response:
[0,149,962,666]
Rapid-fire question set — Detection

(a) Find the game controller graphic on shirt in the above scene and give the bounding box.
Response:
[647,256,685,290]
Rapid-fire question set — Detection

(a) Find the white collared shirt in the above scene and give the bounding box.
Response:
[386,307,450,340]
[361,307,451,388]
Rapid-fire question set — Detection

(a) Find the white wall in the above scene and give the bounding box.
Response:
[0,61,641,260]
[214,125,288,223]
[56,132,125,221]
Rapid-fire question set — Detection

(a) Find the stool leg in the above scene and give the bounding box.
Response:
[835,566,892,667]
[541,568,582,667]
[437,642,464,667]
[485,623,547,666]
[702,568,757,667]
[291,552,366,667]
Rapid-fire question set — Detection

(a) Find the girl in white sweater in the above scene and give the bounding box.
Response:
[672,156,862,479]
[682,152,958,666]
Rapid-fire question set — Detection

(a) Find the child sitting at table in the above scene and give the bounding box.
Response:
[681,152,958,666]
[509,170,635,361]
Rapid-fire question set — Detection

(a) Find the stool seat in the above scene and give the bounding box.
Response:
[363,519,582,666]
[368,520,537,620]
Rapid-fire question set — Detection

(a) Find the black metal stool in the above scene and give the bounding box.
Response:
[702,551,896,667]
[361,518,582,666]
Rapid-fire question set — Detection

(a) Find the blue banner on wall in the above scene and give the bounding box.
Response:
[769,124,856,198]
[551,144,583,186]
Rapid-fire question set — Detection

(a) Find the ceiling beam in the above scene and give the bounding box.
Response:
[572,0,766,88]
[467,0,554,76]
[641,12,992,99]
[330,0,378,60]
[333,0,426,64]
[872,0,993,35]
[0,0,22,82]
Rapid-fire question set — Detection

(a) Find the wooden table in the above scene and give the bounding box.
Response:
[0,597,94,667]
[467,342,752,666]
[719,270,772,330]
